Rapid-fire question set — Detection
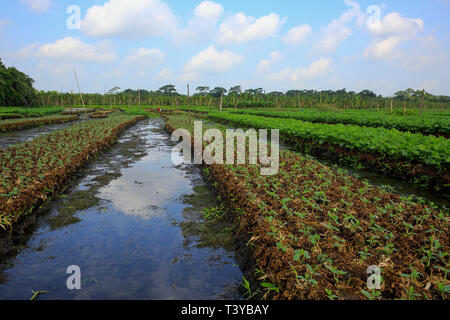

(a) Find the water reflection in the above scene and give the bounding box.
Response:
[0,119,242,300]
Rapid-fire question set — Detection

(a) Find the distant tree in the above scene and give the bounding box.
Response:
[210,87,227,98]
[359,90,376,98]
[196,86,210,96]
[159,84,177,95]
[268,91,284,97]
[229,85,242,95]
[107,86,120,95]
[335,89,347,96]
[245,88,263,95]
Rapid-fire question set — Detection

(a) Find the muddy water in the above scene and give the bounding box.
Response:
[0,118,242,300]
[0,115,88,149]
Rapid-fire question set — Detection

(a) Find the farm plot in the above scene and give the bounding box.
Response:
[207,112,450,193]
[0,114,78,133]
[165,114,449,300]
[0,107,64,118]
[0,114,145,231]
[229,109,450,136]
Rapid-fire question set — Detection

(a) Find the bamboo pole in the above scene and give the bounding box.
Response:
[187,84,190,107]
[419,89,425,116]
[73,69,85,109]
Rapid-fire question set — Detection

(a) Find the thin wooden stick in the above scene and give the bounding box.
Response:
[187,84,190,107]
[419,89,425,116]
[73,69,85,109]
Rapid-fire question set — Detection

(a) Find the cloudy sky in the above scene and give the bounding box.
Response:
[0,0,449,96]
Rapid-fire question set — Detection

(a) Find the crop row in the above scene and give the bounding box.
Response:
[164,114,449,300]
[0,107,64,118]
[228,109,450,136]
[0,114,145,231]
[207,112,450,191]
[0,114,79,133]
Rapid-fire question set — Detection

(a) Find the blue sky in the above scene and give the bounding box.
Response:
[0,0,449,96]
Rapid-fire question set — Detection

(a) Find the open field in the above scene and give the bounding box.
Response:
[164,113,449,300]
[2,0,450,306]
[0,107,63,119]
[0,114,145,231]
[0,114,79,133]
[227,109,450,136]
[207,112,450,192]
[0,105,448,301]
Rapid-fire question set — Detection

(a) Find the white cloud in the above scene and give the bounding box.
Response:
[155,68,173,80]
[124,48,165,65]
[313,22,352,54]
[184,45,243,73]
[218,13,283,44]
[312,0,364,54]
[363,36,402,60]
[257,51,282,74]
[283,25,312,45]
[364,12,424,60]
[369,12,424,38]
[173,1,223,44]
[194,1,223,20]
[267,58,332,82]
[80,0,177,38]
[17,37,116,63]
[20,0,51,12]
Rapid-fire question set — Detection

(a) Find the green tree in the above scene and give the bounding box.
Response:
[0,58,37,106]
[210,87,227,98]
[159,84,177,95]
[196,86,210,96]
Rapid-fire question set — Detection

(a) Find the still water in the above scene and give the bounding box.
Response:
[0,119,242,300]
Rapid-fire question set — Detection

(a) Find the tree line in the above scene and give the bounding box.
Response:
[34,85,450,111]
[1,58,449,111]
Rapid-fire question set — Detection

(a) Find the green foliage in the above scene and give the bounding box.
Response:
[0,115,141,229]
[208,112,450,172]
[0,58,37,106]
[122,108,160,118]
[229,109,450,135]
[0,106,63,117]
